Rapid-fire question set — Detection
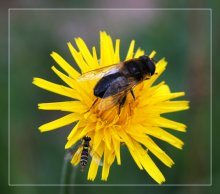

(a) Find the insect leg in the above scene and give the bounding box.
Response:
[84,98,98,114]
[130,88,136,100]
[118,95,127,114]
[90,98,98,109]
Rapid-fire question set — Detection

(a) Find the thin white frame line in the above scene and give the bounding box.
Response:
[8,8,212,186]
[8,8,212,11]
[8,8,11,186]
[209,8,213,186]
[9,183,212,187]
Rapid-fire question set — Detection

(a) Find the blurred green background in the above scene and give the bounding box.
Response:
[1,0,218,194]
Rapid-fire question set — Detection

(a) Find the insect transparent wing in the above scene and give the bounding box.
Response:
[90,149,103,166]
[98,92,127,111]
[77,63,123,81]
[64,140,83,161]
[98,78,139,111]
[70,145,84,165]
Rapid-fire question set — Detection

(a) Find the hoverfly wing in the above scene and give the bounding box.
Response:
[70,145,84,165]
[98,92,127,111]
[98,77,139,111]
[64,140,83,161]
[90,149,103,166]
[77,62,123,81]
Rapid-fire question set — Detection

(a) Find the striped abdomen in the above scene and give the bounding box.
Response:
[80,136,91,169]
[80,145,89,168]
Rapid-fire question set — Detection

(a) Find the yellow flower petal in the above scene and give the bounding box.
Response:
[154,101,190,113]
[104,127,112,150]
[74,38,99,69]
[111,132,121,165]
[51,66,80,92]
[65,124,93,149]
[70,81,95,107]
[118,130,135,151]
[125,40,135,60]
[67,42,90,73]
[127,146,143,170]
[100,31,115,66]
[88,142,104,181]
[149,50,156,58]
[39,113,81,132]
[87,158,99,181]
[133,141,165,184]
[131,133,174,167]
[38,101,88,114]
[126,125,163,153]
[67,121,81,140]
[92,46,99,68]
[101,144,114,181]
[52,67,89,97]
[114,39,120,63]
[32,77,78,99]
[106,34,114,64]
[134,48,145,58]
[121,131,143,170]
[50,52,80,79]
[140,124,184,149]
[92,126,104,151]
[153,116,187,132]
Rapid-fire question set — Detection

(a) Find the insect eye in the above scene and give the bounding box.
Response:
[147,61,155,76]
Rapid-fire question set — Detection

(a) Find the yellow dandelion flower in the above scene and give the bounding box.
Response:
[33,31,189,184]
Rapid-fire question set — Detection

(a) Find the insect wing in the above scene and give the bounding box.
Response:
[71,145,83,165]
[64,140,81,160]
[90,150,103,166]
[77,62,123,81]
[98,92,127,111]
[98,78,139,111]
[64,139,83,163]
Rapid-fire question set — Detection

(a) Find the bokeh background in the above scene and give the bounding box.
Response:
[1,1,218,194]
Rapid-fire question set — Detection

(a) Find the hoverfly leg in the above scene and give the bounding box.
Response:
[85,98,98,114]
[130,88,136,100]
[91,98,98,108]
[118,106,121,115]
[118,95,127,114]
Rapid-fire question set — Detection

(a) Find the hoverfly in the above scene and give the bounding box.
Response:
[78,55,156,113]
[66,136,102,170]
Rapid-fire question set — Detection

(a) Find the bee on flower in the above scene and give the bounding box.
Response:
[33,31,189,184]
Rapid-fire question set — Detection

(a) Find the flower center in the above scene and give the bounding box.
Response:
[87,94,138,127]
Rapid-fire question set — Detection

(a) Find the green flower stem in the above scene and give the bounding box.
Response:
[60,152,77,194]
